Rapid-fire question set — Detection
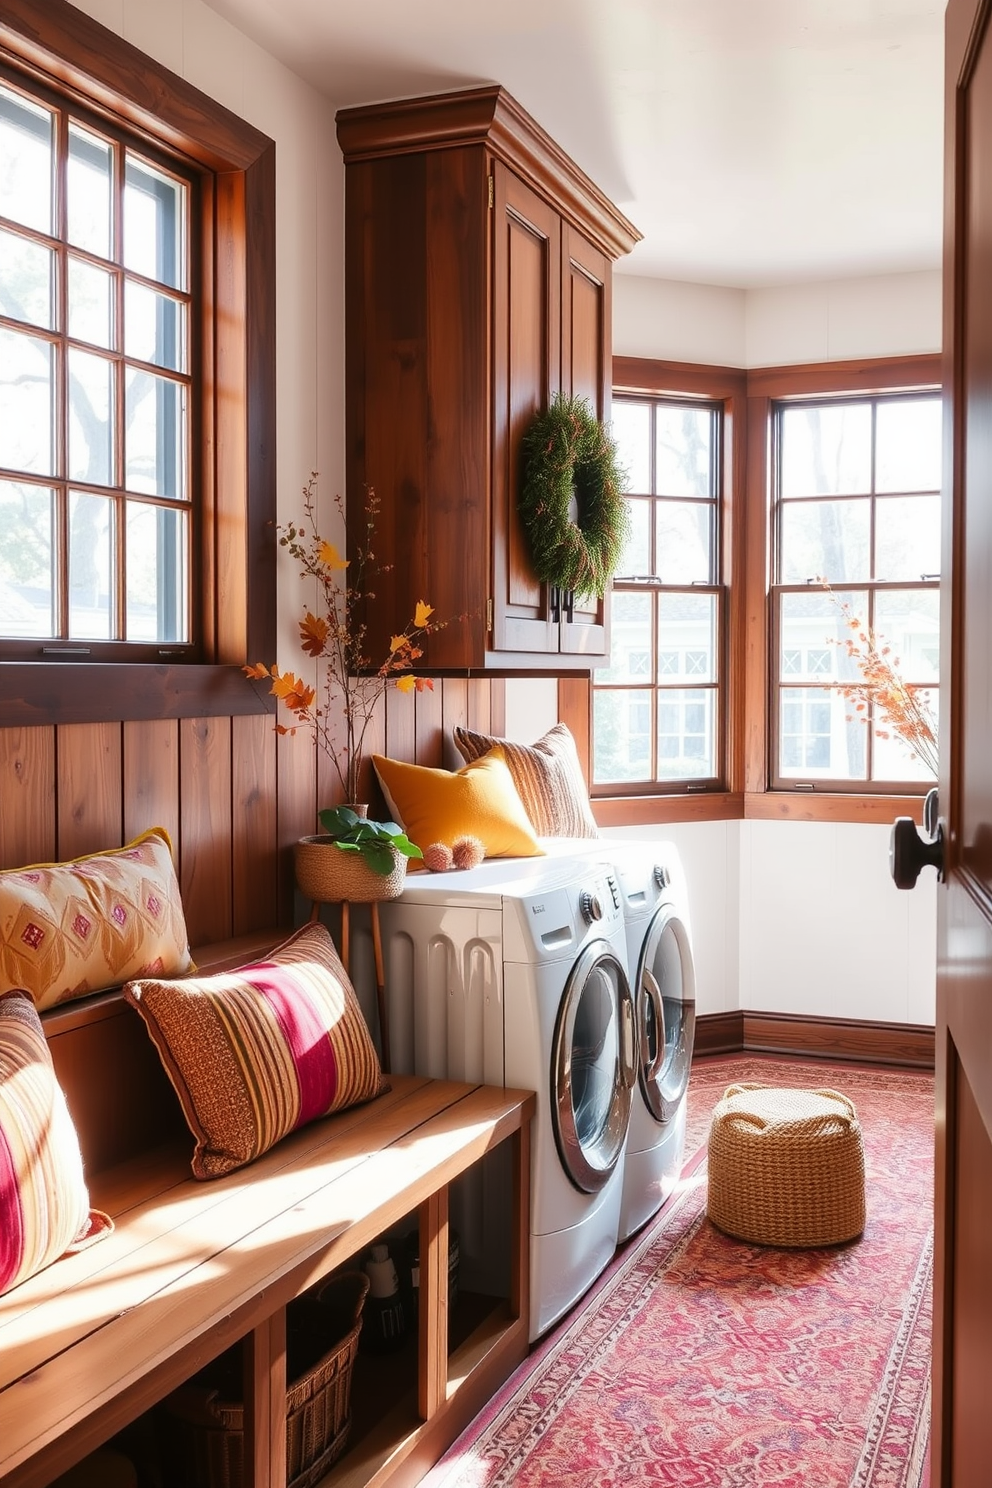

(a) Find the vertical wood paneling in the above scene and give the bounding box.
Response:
[56,722,123,860]
[441,678,468,767]
[489,678,507,738]
[385,686,417,767]
[355,694,386,807]
[180,716,233,946]
[233,713,278,935]
[277,723,317,926]
[466,678,493,734]
[558,677,592,783]
[123,720,180,846]
[0,727,56,869]
[415,682,444,768]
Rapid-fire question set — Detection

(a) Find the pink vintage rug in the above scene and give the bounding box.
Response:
[424,1056,933,1488]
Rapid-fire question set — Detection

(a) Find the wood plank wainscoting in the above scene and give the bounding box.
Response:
[0,679,506,944]
[694,1011,936,1069]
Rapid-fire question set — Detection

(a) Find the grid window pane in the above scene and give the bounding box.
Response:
[68,258,114,349]
[124,156,185,290]
[126,502,187,642]
[658,592,716,683]
[125,281,185,371]
[657,688,715,780]
[875,494,941,582]
[873,688,939,781]
[656,405,711,497]
[67,124,113,259]
[600,590,652,683]
[593,688,653,783]
[655,499,713,584]
[125,369,185,497]
[780,686,867,779]
[780,590,867,685]
[875,398,942,493]
[612,400,650,493]
[0,228,54,330]
[779,498,870,584]
[873,589,940,683]
[780,402,872,497]
[0,87,54,235]
[616,496,650,577]
[68,490,113,638]
[0,327,54,476]
[69,348,114,485]
[0,480,55,637]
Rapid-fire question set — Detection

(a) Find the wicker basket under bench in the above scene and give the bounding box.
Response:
[0,931,535,1488]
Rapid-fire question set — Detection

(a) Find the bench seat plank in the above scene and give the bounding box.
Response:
[0,1076,534,1488]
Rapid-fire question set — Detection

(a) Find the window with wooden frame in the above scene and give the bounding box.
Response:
[592,361,745,802]
[0,0,274,722]
[768,382,941,794]
[1,72,196,657]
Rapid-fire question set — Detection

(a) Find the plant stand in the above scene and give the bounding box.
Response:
[308,898,391,1072]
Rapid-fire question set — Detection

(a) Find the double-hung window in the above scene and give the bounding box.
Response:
[0,73,196,659]
[770,389,941,790]
[593,393,723,790]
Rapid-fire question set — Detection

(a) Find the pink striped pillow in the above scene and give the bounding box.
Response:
[0,991,110,1296]
[124,923,385,1179]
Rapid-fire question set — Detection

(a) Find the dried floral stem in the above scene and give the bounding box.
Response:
[820,581,938,777]
[245,473,468,808]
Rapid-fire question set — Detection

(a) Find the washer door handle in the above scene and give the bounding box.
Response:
[621,984,637,1090]
[640,967,666,1084]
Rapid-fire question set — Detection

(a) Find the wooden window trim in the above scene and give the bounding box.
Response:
[587,354,939,828]
[0,0,275,723]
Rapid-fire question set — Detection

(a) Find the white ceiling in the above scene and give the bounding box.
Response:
[205,0,946,288]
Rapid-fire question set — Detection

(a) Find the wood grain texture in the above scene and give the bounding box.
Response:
[692,1010,935,1068]
[232,712,278,935]
[56,722,122,860]
[0,727,56,869]
[123,719,179,845]
[179,716,233,945]
[335,85,640,260]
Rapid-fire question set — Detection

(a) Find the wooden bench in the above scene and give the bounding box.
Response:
[0,931,535,1488]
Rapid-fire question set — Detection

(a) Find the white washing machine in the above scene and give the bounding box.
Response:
[612,843,695,1239]
[377,854,635,1341]
[537,837,697,1240]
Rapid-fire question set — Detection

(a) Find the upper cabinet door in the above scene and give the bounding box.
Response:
[559,223,611,658]
[491,163,561,657]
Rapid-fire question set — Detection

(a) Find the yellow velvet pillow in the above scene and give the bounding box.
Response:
[372,750,544,858]
[0,828,192,1011]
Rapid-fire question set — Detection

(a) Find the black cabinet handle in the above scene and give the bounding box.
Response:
[549,585,560,623]
[563,588,574,622]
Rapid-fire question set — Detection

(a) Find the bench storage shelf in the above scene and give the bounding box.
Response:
[0,933,535,1488]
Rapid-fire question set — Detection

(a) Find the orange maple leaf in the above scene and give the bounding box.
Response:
[395,675,417,694]
[299,611,329,656]
[414,600,434,628]
[413,677,434,693]
[243,661,271,679]
[317,540,348,571]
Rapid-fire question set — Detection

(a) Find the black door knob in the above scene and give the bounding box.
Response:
[890,808,945,890]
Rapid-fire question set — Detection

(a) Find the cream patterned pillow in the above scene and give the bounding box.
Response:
[0,828,192,1011]
[452,723,600,839]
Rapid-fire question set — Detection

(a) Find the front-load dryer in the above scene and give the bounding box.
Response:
[377,854,635,1341]
[613,842,696,1240]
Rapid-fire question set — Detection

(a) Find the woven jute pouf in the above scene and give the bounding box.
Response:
[707,1083,866,1247]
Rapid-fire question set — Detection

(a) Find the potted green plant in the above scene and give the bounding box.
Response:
[295,805,423,903]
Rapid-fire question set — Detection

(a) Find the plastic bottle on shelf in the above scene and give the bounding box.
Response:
[361,1243,406,1352]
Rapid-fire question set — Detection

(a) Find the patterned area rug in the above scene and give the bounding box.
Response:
[423,1057,933,1488]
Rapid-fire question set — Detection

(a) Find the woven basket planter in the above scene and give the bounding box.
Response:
[706,1083,866,1248]
[160,1270,369,1488]
[295,835,407,904]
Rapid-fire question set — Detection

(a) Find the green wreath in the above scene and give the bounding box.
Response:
[519,393,629,601]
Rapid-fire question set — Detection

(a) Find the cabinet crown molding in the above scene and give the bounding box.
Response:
[336,83,641,261]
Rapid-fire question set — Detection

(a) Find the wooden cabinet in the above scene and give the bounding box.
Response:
[336,87,640,672]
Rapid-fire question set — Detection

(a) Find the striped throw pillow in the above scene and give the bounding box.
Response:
[0,991,110,1296]
[124,923,385,1179]
[452,723,600,839]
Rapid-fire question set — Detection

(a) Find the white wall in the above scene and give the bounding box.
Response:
[613,268,942,366]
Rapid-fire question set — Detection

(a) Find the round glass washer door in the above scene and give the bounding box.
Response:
[551,939,635,1194]
[637,904,696,1125]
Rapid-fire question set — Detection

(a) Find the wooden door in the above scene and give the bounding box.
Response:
[559,222,610,659]
[933,0,992,1480]
[490,161,561,656]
